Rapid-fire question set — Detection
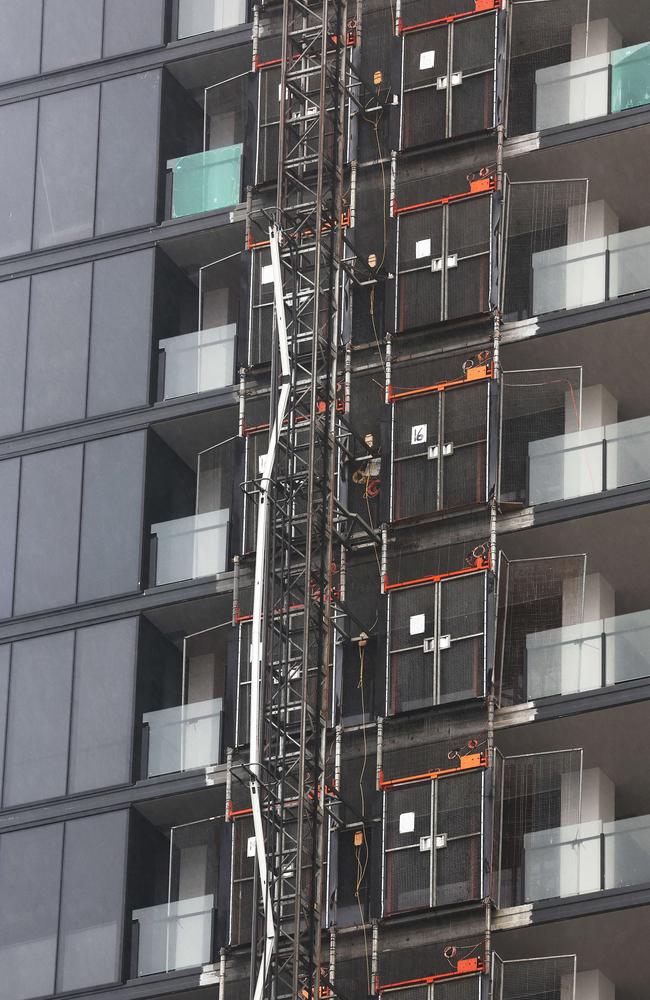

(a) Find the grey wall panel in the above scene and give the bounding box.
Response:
[87,250,154,417]
[78,432,146,602]
[68,618,137,794]
[41,0,103,73]
[0,278,29,437]
[0,101,37,258]
[0,459,19,620]
[13,445,83,616]
[24,263,92,431]
[0,647,9,811]
[0,0,42,84]
[33,85,100,250]
[3,631,74,807]
[103,0,167,57]
[95,72,162,236]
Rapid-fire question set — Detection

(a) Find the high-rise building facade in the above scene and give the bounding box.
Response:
[0,3,649,1000]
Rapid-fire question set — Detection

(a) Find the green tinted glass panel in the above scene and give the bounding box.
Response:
[171,144,243,219]
[611,42,650,114]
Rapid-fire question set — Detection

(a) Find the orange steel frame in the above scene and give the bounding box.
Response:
[398,0,500,35]
[383,555,490,594]
[388,362,493,403]
[379,750,489,790]
[377,957,484,993]
[393,173,496,218]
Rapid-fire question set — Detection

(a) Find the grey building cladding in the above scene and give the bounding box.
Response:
[1,2,650,1000]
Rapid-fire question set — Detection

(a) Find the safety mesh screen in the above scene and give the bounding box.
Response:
[236,619,252,745]
[257,8,283,64]
[389,581,436,714]
[256,65,281,186]
[230,815,256,946]
[440,381,488,509]
[494,749,582,909]
[439,572,486,702]
[495,553,586,707]
[401,0,481,25]
[435,771,483,904]
[450,12,497,137]
[392,392,440,519]
[493,955,576,1000]
[502,179,588,319]
[385,516,490,590]
[340,552,383,725]
[402,25,448,148]
[396,144,495,207]
[358,0,393,164]
[391,345,492,386]
[382,715,487,784]
[385,782,432,913]
[248,246,274,365]
[243,426,270,554]
[507,0,589,138]
[335,954,372,1000]
[347,368,385,525]
[499,367,582,505]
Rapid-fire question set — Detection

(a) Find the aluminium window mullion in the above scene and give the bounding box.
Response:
[446,22,454,139]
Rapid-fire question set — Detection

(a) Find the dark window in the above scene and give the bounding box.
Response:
[41,0,103,73]
[78,432,146,602]
[0,278,29,437]
[0,101,37,257]
[95,72,161,235]
[68,619,137,793]
[3,632,74,807]
[103,0,166,57]
[24,264,92,430]
[56,812,128,992]
[0,824,63,1000]
[0,460,20,620]
[13,446,83,616]
[87,251,154,416]
[33,86,100,249]
[0,0,42,84]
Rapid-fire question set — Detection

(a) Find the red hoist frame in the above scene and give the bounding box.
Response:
[383,541,490,596]
[379,744,489,791]
[397,0,501,35]
[377,956,485,995]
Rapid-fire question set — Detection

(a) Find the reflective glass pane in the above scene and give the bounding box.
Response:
[605,610,650,685]
[0,459,19,619]
[151,509,230,585]
[0,824,63,1000]
[144,698,223,776]
[535,52,609,130]
[25,264,92,430]
[34,85,100,249]
[528,426,603,504]
[0,101,37,257]
[178,0,247,38]
[611,42,650,115]
[169,144,243,219]
[3,632,74,807]
[532,236,607,315]
[0,0,42,84]
[160,324,236,399]
[523,821,602,901]
[103,0,166,57]
[132,896,214,975]
[0,648,9,808]
[605,415,650,489]
[525,621,603,699]
[41,0,103,73]
[608,226,650,299]
[14,446,83,616]
[57,812,128,992]
[604,814,650,890]
[68,619,137,794]
[0,278,29,437]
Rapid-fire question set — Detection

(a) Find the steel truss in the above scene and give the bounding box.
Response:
[247,3,353,1000]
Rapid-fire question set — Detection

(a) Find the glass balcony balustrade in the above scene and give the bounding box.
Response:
[524,608,650,701]
[132,896,214,976]
[142,698,223,777]
[527,414,650,505]
[150,509,229,586]
[159,324,236,400]
[167,144,243,220]
[523,814,650,903]
[535,41,650,132]
[177,0,247,39]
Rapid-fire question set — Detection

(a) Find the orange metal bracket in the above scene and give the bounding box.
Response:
[393,171,496,217]
[399,0,500,34]
[388,361,493,402]
[379,750,488,790]
[377,957,484,992]
[383,555,490,594]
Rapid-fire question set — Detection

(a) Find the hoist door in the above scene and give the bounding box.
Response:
[230,816,256,946]
[434,771,483,905]
[397,206,445,331]
[392,392,440,520]
[402,25,449,148]
[449,14,497,138]
[439,380,489,510]
[384,783,432,914]
[438,572,486,703]
[388,584,436,714]
[446,195,492,322]
[256,66,281,186]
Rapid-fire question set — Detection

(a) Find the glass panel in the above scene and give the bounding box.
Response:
[523,821,603,901]
[151,509,230,585]
[525,620,603,699]
[611,42,650,115]
[528,426,603,504]
[178,0,247,38]
[132,896,214,975]
[160,324,236,399]
[0,459,19,619]
[57,812,128,992]
[68,619,137,794]
[143,698,223,776]
[0,824,63,1000]
[14,446,84,616]
[535,52,610,130]
[608,226,650,298]
[41,0,103,73]
[604,814,650,890]
[605,415,650,489]
[0,277,29,437]
[532,236,607,315]
[169,144,243,219]
[0,101,37,257]
[0,0,42,84]
[605,609,650,685]
[3,632,74,807]
[103,0,166,57]
[78,432,147,602]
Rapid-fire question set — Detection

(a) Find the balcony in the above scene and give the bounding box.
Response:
[132,895,215,976]
[177,0,247,39]
[527,413,650,505]
[524,813,650,903]
[535,41,650,132]
[150,509,229,586]
[525,609,650,701]
[158,323,236,400]
[167,144,243,220]
[142,698,223,777]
